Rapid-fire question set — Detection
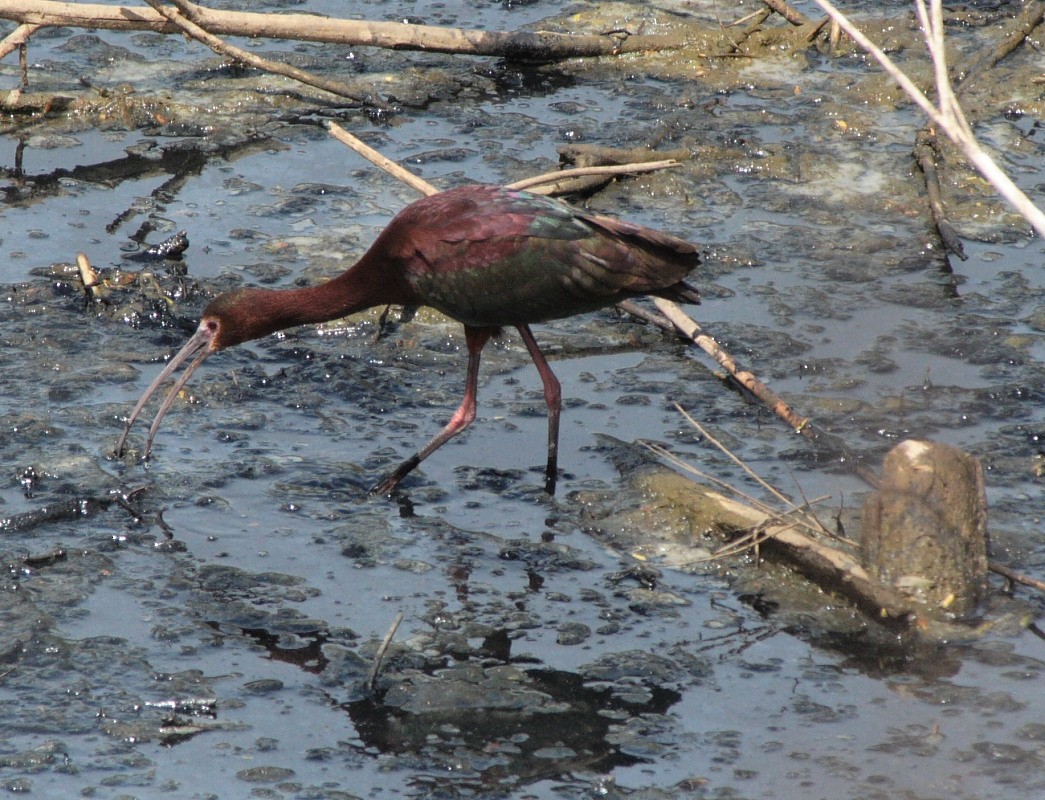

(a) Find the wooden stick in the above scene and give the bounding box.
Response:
[673,404,795,507]
[988,561,1045,594]
[328,122,682,197]
[761,0,810,26]
[0,0,687,61]
[0,22,40,61]
[506,161,680,192]
[327,122,438,197]
[648,297,881,488]
[653,298,809,433]
[142,0,384,107]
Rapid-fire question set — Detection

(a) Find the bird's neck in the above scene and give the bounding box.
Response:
[269,256,411,330]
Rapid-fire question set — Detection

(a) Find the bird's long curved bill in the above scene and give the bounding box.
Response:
[114,327,213,460]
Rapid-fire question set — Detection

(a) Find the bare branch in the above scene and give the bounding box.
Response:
[0,0,687,61]
[141,0,385,107]
[811,0,1045,239]
[327,122,439,197]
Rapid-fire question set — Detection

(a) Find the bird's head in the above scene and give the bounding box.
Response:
[199,286,279,351]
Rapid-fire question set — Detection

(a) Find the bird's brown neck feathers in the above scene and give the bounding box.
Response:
[206,254,414,349]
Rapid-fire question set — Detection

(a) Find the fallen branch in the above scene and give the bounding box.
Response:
[913,129,967,261]
[0,22,40,63]
[648,297,881,488]
[988,561,1045,594]
[812,0,1045,239]
[142,0,385,108]
[0,0,688,61]
[327,123,439,197]
[368,611,404,691]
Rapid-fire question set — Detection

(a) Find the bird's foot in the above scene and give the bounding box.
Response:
[368,473,402,497]
[369,453,422,497]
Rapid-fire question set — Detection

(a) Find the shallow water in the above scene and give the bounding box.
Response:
[2,1,1045,798]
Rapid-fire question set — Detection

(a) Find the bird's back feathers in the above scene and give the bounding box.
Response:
[369,185,700,327]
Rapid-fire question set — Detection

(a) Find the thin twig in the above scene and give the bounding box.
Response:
[988,561,1045,594]
[642,439,779,515]
[506,161,680,192]
[327,122,438,197]
[142,0,387,108]
[811,0,1045,238]
[708,519,805,561]
[640,439,831,536]
[653,297,810,434]
[368,611,404,691]
[731,9,771,27]
[673,404,794,507]
[328,123,683,198]
[761,0,810,26]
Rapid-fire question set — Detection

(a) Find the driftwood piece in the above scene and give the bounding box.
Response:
[0,0,688,61]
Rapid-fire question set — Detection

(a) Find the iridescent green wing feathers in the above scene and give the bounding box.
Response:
[377,185,699,326]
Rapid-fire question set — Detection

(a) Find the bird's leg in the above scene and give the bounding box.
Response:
[370,326,493,496]
[516,324,561,495]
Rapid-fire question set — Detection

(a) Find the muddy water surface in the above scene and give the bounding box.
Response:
[2,1,1045,798]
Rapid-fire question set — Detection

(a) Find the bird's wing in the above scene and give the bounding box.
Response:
[380,187,699,324]
[388,188,589,271]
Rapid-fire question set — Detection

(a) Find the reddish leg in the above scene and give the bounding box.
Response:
[516,324,561,494]
[371,326,493,495]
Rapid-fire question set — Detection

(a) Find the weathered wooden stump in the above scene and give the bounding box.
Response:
[861,439,989,617]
